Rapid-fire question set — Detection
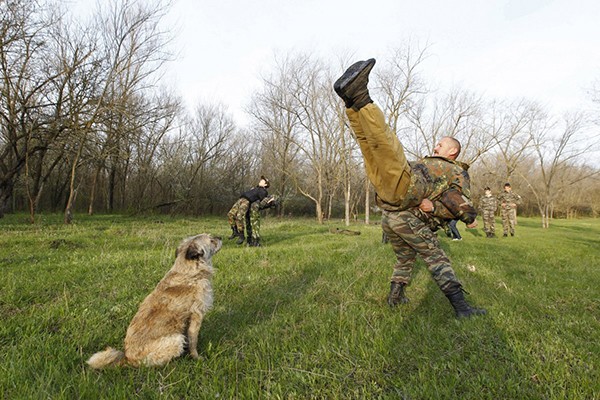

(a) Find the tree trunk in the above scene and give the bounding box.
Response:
[88,167,101,215]
[364,180,370,225]
[344,184,351,227]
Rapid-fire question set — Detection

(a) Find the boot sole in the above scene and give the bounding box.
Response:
[333,58,376,99]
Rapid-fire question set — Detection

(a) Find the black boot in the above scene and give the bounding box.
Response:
[252,237,261,247]
[228,226,239,240]
[333,58,375,110]
[236,230,245,245]
[387,282,409,307]
[445,288,487,318]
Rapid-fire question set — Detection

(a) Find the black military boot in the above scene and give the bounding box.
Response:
[252,237,261,247]
[228,226,239,240]
[333,58,376,111]
[236,230,245,245]
[387,282,409,307]
[444,288,487,318]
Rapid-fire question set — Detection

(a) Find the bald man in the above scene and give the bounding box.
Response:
[334,58,486,318]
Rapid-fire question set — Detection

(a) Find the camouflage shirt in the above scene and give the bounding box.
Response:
[479,194,498,213]
[497,191,521,210]
[381,156,476,230]
[377,156,472,210]
[410,156,472,204]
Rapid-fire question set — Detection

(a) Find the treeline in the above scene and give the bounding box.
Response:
[2,0,599,227]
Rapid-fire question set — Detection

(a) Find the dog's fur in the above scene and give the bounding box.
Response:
[87,234,222,368]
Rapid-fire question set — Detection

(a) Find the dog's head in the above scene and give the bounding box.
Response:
[175,234,222,263]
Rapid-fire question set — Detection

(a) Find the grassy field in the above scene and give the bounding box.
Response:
[0,213,599,399]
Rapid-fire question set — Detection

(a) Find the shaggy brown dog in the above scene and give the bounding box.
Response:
[87,234,222,368]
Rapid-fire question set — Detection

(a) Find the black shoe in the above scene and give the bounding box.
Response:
[333,58,376,110]
[236,232,245,245]
[387,282,409,307]
[228,226,239,240]
[510,232,514,237]
[503,233,508,237]
[445,288,487,318]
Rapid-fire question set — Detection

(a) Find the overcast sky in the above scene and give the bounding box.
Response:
[78,0,600,126]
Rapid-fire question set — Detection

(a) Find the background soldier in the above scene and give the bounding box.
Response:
[227,176,270,244]
[497,183,521,237]
[479,186,498,238]
[245,195,278,247]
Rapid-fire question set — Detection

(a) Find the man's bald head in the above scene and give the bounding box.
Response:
[433,137,462,160]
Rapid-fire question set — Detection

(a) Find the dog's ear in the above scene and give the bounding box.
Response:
[185,243,204,261]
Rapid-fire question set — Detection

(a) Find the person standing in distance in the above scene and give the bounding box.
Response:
[497,183,521,237]
[479,187,498,238]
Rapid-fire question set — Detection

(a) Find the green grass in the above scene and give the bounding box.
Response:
[0,214,599,399]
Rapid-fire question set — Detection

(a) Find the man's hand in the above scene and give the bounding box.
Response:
[467,221,478,229]
[419,198,434,213]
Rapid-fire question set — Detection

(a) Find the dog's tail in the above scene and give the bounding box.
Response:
[87,347,126,369]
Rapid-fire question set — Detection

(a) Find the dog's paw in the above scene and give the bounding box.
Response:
[189,351,199,360]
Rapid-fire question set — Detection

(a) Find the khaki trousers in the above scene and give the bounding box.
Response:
[346,103,413,206]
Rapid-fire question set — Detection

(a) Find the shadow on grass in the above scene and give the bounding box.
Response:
[380,286,542,398]
[199,260,322,347]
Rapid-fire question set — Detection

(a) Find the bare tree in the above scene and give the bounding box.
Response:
[522,111,599,227]
[0,0,66,218]
[248,61,303,216]
[251,53,343,223]
[84,0,174,218]
[404,88,493,164]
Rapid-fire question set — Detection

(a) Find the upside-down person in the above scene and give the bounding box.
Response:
[227,176,270,245]
[334,58,486,318]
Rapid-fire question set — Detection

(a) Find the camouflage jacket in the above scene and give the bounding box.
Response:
[402,156,476,230]
[479,194,498,213]
[412,156,472,205]
[497,191,521,210]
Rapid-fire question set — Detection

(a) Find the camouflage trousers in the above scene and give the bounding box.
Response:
[501,208,517,235]
[382,209,461,292]
[481,209,496,234]
[227,198,250,231]
[245,202,261,240]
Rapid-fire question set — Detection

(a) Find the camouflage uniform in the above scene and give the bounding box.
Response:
[383,208,462,292]
[245,195,278,244]
[346,103,471,212]
[227,198,250,232]
[227,186,269,233]
[478,193,498,237]
[335,58,486,317]
[345,102,479,291]
[497,190,521,236]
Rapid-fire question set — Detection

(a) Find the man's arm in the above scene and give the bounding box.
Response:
[420,188,477,223]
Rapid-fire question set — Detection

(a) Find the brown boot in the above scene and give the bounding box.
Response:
[387,282,409,307]
[333,58,375,110]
